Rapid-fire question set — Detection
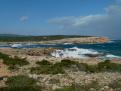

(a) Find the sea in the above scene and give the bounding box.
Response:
[0,40,121,59]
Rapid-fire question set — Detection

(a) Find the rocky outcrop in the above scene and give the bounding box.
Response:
[25,48,57,56]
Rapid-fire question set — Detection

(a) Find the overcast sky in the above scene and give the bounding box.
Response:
[0,0,121,39]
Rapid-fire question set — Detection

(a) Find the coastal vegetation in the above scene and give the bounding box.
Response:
[1,74,121,91]
[77,60,121,73]
[31,59,121,74]
[0,75,41,91]
[0,35,89,42]
[31,59,65,74]
[30,59,78,74]
[0,52,29,70]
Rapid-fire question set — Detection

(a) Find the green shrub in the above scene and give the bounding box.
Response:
[0,52,9,59]
[86,65,98,73]
[55,86,74,91]
[32,59,121,74]
[4,56,29,67]
[51,63,65,74]
[6,75,36,87]
[77,60,121,73]
[61,59,77,67]
[0,86,41,91]
[98,60,121,72]
[0,52,29,70]
[31,63,65,74]
[36,59,52,65]
[31,60,67,74]
[31,65,51,74]
[0,75,42,91]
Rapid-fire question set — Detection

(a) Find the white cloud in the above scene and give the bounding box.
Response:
[48,0,121,39]
[20,16,29,22]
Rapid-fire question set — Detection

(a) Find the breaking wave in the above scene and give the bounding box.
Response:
[51,47,100,58]
[105,54,121,58]
[51,47,120,59]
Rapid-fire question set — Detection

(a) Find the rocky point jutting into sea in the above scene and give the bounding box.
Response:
[0,36,109,45]
[43,37,109,44]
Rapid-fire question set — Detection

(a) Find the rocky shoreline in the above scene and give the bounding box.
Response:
[0,48,121,91]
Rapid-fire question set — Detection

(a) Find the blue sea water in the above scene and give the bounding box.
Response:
[0,40,121,57]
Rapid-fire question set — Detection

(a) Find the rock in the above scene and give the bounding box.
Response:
[25,48,56,56]
[84,54,102,57]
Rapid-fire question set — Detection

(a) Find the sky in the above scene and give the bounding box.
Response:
[0,0,121,39]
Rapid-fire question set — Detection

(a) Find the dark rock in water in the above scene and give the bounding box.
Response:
[84,53,103,57]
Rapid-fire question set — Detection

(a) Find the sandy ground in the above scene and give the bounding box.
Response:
[0,60,12,77]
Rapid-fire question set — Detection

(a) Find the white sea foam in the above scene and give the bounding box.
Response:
[63,43,73,45]
[51,47,99,58]
[105,54,121,58]
[11,44,23,48]
[107,40,115,43]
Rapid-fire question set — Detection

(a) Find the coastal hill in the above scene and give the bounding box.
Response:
[0,34,109,44]
[42,36,109,44]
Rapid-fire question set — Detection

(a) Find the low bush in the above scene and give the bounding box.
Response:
[32,59,121,74]
[31,59,77,74]
[61,59,77,67]
[51,63,65,74]
[31,65,52,74]
[86,65,98,73]
[0,75,41,91]
[0,52,29,70]
[0,52,9,59]
[31,63,65,74]
[98,60,121,72]
[77,60,121,73]
[36,59,52,65]
[6,75,37,87]
[4,56,29,66]
[0,86,41,91]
